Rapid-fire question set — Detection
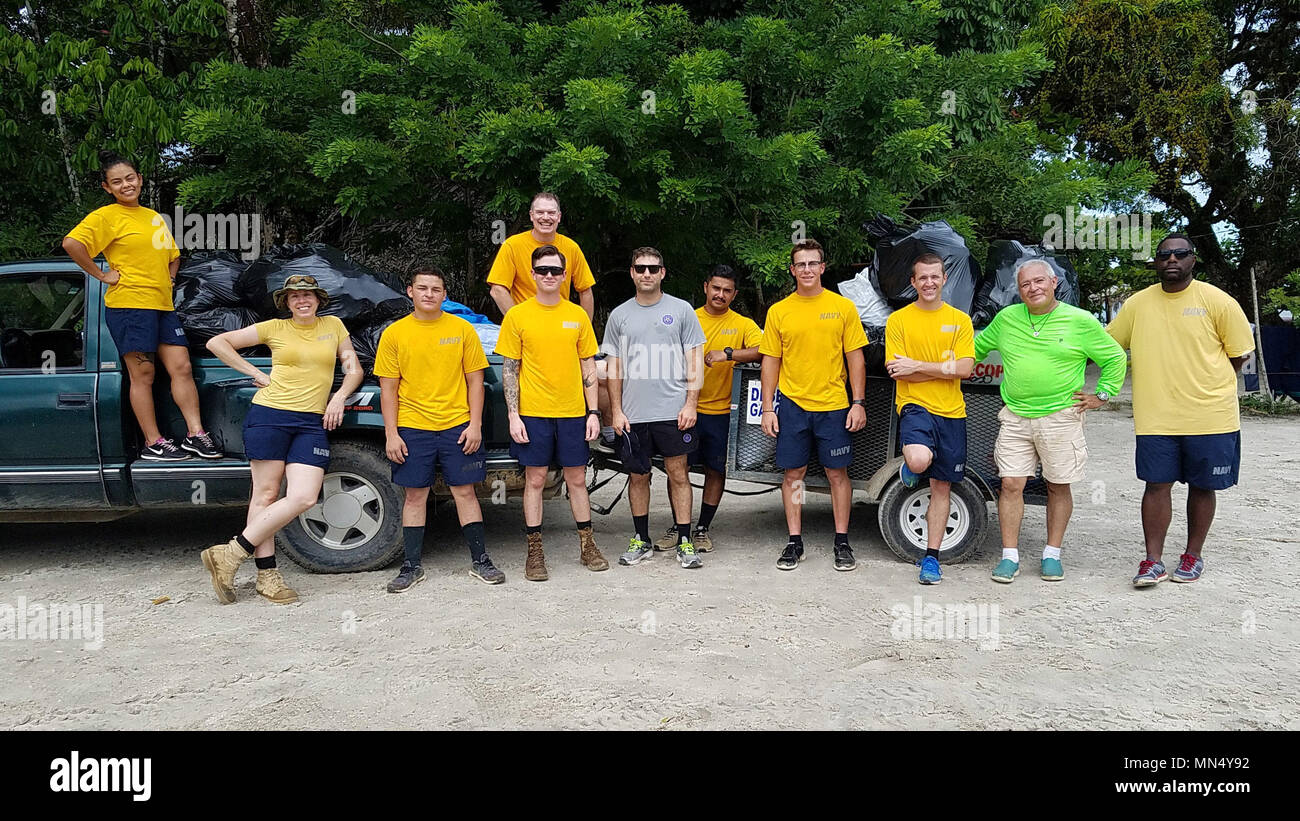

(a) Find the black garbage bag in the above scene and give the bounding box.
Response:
[176,306,261,348]
[237,244,411,330]
[349,315,407,374]
[971,241,1080,328]
[173,251,247,312]
[862,324,888,378]
[869,219,981,314]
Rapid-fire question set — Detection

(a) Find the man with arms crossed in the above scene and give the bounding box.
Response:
[496,245,610,580]
[605,247,708,569]
[1107,234,1253,587]
[377,268,506,592]
[760,239,868,571]
[487,191,595,321]
[975,259,1127,583]
[885,253,975,585]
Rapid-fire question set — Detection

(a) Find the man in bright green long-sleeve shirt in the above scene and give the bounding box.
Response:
[974,260,1128,584]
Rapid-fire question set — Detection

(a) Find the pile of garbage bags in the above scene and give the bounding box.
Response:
[970,240,1080,328]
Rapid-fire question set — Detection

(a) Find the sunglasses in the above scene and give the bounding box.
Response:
[283,275,320,287]
[532,266,565,278]
[1155,248,1195,260]
[633,264,663,274]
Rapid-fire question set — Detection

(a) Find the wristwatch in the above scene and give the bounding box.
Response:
[724,346,734,361]
[587,409,602,417]
[1095,391,1110,402]
[851,399,867,407]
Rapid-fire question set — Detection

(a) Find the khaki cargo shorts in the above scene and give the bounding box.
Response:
[994,405,1088,485]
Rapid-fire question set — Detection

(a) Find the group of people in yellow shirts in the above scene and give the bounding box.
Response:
[63,154,1254,603]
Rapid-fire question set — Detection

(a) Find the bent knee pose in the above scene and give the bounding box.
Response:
[377,267,503,592]
[1107,234,1254,587]
[495,244,609,581]
[200,275,362,604]
[885,253,976,585]
[975,260,1127,583]
[760,239,867,572]
[63,150,220,461]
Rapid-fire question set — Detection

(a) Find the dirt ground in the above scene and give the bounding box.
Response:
[3,407,1298,730]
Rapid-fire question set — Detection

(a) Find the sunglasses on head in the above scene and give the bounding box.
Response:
[284,275,320,287]
[532,266,564,278]
[1155,248,1194,260]
[633,264,663,274]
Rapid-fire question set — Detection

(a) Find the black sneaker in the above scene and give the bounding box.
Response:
[181,431,223,459]
[470,554,506,585]
[776,541,805,571]
[140,438,188,462]
[834,542,857,572]
[386,564,426,593]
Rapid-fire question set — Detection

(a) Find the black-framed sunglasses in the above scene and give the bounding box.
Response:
[1155,248,1195,260]
[633,264,663,274]
[532,266,565,278]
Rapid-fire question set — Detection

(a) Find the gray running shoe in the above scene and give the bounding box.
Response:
[619,536,653,566]
[1132,559,1168,588]
[471,554,506,585]
[387,564,426,593]
[676,540,703,569]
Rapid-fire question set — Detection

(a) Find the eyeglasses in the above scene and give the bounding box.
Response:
[283,275,320,287]
[1155,248,1195,260]
[633,264,663,274]
[791,261,824,270]
[532,266,564,278]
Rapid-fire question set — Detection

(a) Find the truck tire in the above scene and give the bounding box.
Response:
[276,439,404,573]
[877,477,989,565]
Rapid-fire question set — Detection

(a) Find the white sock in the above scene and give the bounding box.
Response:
[1043,545,1061,560]
[1002,548,1020,563]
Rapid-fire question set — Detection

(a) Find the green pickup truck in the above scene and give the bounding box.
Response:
[0,259,541,572]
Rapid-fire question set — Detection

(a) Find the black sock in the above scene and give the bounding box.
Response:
[788,534,803,547]
[575,520,592,532]
[835,532,849,546]
[677,522,691,544]
[633,514,649,542]
[926,548,940,560]
[254,555,276,570]
[462,521,486,563]
[403,526,424,568]
[235,534,256,555]
[526,524,542,535]
[697,502,718,531]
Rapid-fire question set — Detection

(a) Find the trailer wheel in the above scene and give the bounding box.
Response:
[277,439,404,573]
[877,477,988,565]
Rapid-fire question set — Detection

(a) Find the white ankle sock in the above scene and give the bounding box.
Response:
[1043,545,1061,560]
[1002,548,1019,563]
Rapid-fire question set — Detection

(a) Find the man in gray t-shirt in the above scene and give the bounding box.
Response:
[604,246,706,570]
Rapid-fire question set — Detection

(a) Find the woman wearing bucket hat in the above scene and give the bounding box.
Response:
[200,274,364,604]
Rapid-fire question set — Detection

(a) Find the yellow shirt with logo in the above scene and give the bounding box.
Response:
[1107,280,1254,436]
[486,232,596,307]
[495,298,598,417]
[251,316,347,414]
[885,302,975,418]
[373,312,488,431]
[695,307,763,415]
[759,289,868,411]
[66,203,179,311]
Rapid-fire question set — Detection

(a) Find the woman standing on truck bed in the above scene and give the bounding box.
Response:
[62,151,222,461]
[200,275,363,604]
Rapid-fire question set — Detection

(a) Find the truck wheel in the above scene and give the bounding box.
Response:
[277,439,404,573]
[877,477,989,565]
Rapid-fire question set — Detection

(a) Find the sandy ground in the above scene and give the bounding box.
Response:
[2,408,1298,730]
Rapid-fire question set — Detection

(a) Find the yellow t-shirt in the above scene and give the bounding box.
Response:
[695,307,763,414]
[759,289,868,411]
[66,203,180,310]
[885,302,975,418]
[1107,280,1254,436]
[494,298,598,417]
[250,316,347,414]
[486,231,596,307]
[372,312,488,431]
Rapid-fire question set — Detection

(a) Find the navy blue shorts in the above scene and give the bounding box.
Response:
[391,424,486,487]
[1136,432,1241,490]
[105,307,188,355]
[511,415,589,468]
[775,397,852,470]
[690,412,730,474]
[898,404,967,483]
[618,420,698,475]
[242,403,330,469]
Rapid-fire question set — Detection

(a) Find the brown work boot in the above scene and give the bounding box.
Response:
[256,568,300,604]
[200,538,249,604]
[578,526,609,571]
[525,532,549,581]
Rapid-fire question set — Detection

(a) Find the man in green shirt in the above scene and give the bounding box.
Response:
[974,260,1127,583]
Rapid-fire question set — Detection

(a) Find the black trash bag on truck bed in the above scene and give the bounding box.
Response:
[173,251,247,312]
[868,218,981,314]
[349,315,404,374]
[236,244,411,330]
[971,241,1080,328]
[862,324,888,378]
[176,306,262,349]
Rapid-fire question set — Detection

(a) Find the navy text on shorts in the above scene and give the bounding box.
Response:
[775,397,852,470]
[242,403,331,468]
[391,423,486,487]
[511,415,589,468]
[1136,432,1240,490]
[898,403,967,483]
[690,412,730,474]
[105,307,188,355]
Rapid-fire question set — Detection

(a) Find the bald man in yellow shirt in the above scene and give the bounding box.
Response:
[486,192,595,321]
